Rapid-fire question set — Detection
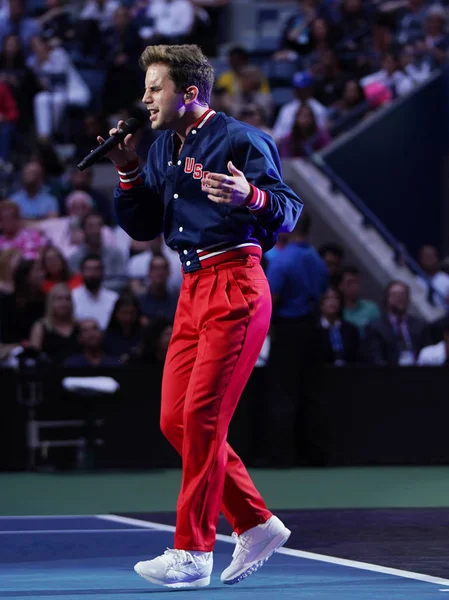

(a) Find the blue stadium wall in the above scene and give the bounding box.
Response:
[321,69,449,258]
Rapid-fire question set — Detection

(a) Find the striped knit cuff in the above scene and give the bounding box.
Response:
[115,160,143,189]
[246,184,268,213]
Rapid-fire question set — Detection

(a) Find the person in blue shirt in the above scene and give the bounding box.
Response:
[265,210,329,468]
[11,160,59,220]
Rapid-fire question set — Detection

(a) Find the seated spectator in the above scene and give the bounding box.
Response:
[396,0,428,45]
[127,234,182,294]
[104,292,144,361]
[69,212,127,292]
[137,255,179,323]
[72,114,111,165]
[237,104,272,136]
[337,0,372,54]
[40,246,82,293]
[416,244,449,308]
[339,265,380,333]
[399,43,432,84]
[313,51,348,107]
[0,247,20,294]
[361,50,416,101]
[64,317,120,367]
[215,46,270,96]
[37,0,77,48]
[135,0,195,45]
[318,242,345,286]
[80,0,120,31]
[65,167,114,225]
[0,79,18,162]
[27,35,90,140]
[272,71,328,143]
[29,282,79,364]
[127,316,173,366]
[0,200,49,259]
[0,258,45,344]
[72,254,118,330]
[328,79,370,135]
[38,190,117,258]
[11,161,59,220]
[102,6,143,115]
[224,65,274,123]
[417,317,449,365]
[302,17,342,70]
[274,0,328,59]
[365,280,429,365]
[411,5,449,71]
[318,287,361,365]
[0,34,40,132]
[278,104,331,158]
[0,0,40,55]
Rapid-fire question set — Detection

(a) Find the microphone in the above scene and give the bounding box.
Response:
[77,117,143,171]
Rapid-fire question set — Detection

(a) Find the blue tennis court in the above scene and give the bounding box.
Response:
[0,514,448,599]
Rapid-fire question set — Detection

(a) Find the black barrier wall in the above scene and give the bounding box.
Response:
[1,366,449,471]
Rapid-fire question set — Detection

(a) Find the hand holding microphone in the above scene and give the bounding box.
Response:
[77,118,143,171]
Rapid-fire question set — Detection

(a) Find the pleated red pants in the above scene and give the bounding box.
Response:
[160,254,273,551]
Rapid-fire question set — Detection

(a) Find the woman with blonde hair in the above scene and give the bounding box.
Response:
[29,282,79,363]
[0,247,21,294]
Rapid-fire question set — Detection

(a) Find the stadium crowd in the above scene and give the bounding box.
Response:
[0,0,449,372]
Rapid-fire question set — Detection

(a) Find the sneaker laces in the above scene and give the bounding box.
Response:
[231,531,252,559]
[162,549,195,566]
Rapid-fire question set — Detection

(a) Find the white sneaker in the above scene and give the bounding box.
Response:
[134,549,213,588]
[221,515,291,585]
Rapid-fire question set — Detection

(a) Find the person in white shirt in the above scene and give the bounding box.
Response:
[417,318,449,365]
[416,244,449,309]
[137,0,195,43]
[80,0,120,30]
[127,234,183,294]
[72,254,118,330]
[272,71,328,143]
[27,36,90,139]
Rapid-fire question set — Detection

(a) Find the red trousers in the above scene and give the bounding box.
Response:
[160,254,273,551]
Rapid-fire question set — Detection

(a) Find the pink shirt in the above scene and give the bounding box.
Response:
[0,227,49,259]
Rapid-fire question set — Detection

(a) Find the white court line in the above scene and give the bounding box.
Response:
[0,528,158,535]
[0,515,88,519]
[97,514,449,589]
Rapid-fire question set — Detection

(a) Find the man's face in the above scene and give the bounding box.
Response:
[340,273,360,300]
[323,251,341,276]
[142,64,184,131]
[23,162,43,187]
[81,259,103,290]
[149,256,169,286]
[84,215,102,246]
[419,245,438,273]
[71,169,91,190]
[79,319,102,349]
[387,283,408,315]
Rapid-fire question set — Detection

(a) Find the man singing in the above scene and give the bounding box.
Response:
[98,44,303,589]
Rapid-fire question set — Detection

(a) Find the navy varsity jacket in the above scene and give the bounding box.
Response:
[114,109,303,273]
